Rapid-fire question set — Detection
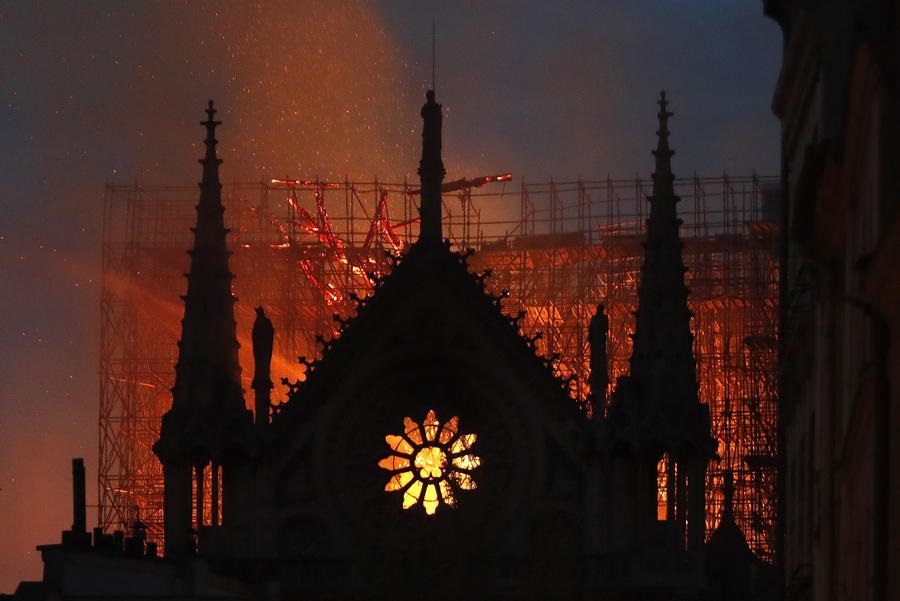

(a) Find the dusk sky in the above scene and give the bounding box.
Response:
[0,1,780,591]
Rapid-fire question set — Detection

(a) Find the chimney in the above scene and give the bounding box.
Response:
[61,458,91,548]
[72,458,86,534]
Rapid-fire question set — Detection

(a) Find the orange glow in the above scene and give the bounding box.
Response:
[101,175,778,562]
[657,454,671,521]
[482,172,512,185]
[414,446,447,479]
[379,410,480,515]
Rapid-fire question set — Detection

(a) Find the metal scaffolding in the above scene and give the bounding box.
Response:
[99,174,779,562]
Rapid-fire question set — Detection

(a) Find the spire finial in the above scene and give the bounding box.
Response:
[652,90,675,197]
[418,89,445,244]
[202,99,221,143]
[200,99,223,188]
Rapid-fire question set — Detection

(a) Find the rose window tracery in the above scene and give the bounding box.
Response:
[378,409,480,515]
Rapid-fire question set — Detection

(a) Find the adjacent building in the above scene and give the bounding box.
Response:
[765,2,900,600]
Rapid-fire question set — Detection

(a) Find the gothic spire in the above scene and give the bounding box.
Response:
[601,94,715,565]
[171,99,243,414]
[628,91,698,416]
[153,101,251,558]
[418,89,446,245]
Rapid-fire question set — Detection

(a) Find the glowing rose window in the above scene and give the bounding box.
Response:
[378,410,481,515]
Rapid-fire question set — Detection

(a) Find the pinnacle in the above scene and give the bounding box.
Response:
[418,89,445,246]
[171,101,242,413]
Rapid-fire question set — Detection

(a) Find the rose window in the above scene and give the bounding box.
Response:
[378,409,481,515]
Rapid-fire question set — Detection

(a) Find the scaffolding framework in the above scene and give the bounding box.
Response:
[99,174,780,562]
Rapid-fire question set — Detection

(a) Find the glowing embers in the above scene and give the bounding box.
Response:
[378,410,481,515]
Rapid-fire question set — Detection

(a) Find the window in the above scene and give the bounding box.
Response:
[378,410,481,515]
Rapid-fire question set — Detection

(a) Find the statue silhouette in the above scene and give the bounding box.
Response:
[252,306,275,427]
[588,303,609,404]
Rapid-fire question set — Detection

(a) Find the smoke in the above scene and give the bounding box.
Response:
[0,0,421,591]
[116,1,422,182]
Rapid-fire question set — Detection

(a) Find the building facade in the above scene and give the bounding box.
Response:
[765,2,900,600]
[10,91,778,600]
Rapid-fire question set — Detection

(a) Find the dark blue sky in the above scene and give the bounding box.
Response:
[379,0,781,178]
[0,1,780,590]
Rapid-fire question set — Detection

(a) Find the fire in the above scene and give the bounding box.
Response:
[101,174,779,562]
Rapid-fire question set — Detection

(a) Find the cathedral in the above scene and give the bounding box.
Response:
[12,92,777,600]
